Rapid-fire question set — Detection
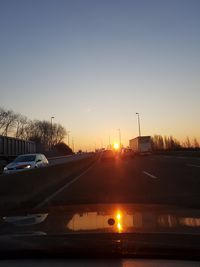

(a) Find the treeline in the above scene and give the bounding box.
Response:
[0,107,67,150]
[151,135,199,151]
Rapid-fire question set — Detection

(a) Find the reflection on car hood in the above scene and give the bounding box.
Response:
[1,204,200,258]
[1,203,200,235]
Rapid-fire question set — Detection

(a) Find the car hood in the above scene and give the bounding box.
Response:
[0,204,200,258]
[1,203,200,234]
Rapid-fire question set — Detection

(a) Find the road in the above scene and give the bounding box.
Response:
[37,154,200,209]
[48,153,92,165]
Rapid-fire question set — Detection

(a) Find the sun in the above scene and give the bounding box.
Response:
[113,143,119,150]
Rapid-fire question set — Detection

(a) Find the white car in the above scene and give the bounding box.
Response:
[3,154,49,174]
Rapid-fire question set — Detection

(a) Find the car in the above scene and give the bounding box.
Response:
[3,153,49,174]
[101,150,116,160]
[120,148,135,159]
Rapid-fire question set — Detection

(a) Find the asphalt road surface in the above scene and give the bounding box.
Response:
[38,154,200,209]
[48,153,92,165]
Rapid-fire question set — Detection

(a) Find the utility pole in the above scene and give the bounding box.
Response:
[101,139,103,149]
[109,136,111,149]
[50,116,54,150]
[67,131,70,147]
[118,129,121,148]
[136,113,141,137]
[72,137,74,152]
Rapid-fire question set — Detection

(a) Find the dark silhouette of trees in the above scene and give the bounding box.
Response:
[0,107,68,151]
[151,135,164,150]
[0,108,17,136]
[27,120,67,150]
[152,135,183,151]
[15,114,28,139]
[193,138,199,149]
[53,142,73,155]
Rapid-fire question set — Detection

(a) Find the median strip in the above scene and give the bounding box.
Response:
[143,171,158,179]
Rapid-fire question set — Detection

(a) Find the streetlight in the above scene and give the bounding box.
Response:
[72,137,74,152]
[67,131,70,147]
[136,113,141,137]
[50,116,54,149]
[118,128,121,148]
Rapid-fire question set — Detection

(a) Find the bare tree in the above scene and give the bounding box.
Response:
[24,120,67,150]
[0,107,7,131]
[52,124,67,145]
[151,135,164,150]
[0,108,18,136]
[184,136,191,149]
[0,106,69,151]
[15,114,28,139]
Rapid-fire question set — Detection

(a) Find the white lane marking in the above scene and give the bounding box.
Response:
[187,164,200,168]
[143,171,158,179]
[35,160,97,209]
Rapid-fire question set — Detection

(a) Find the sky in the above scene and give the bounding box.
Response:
[0,0,200,150]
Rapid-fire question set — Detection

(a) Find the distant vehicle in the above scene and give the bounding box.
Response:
[129,136,152,155]
[101,150,116,160]
[0,135,36,164]
[121,148,134,159]
[3,153,49,174]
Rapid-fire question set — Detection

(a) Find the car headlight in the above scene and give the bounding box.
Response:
[16,164,31,169]
[24,165,31,169]
[3,167,8,171]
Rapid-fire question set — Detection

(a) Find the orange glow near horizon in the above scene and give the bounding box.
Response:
[68,131,200,152]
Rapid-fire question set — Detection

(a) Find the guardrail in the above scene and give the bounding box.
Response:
[153,150,200,157]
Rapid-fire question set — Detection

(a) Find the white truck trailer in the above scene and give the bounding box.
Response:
[0,135,36,163]
[129,136,151,155]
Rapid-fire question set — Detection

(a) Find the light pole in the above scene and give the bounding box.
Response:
[108,136,111,149]
[118,128,121,148]
[50,116,54,149]
[72,137,74,152]
[136,112,141,137]
[67,131,70,147]
[101,139,103,149]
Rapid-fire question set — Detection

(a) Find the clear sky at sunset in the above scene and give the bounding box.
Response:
[1,0,200,150]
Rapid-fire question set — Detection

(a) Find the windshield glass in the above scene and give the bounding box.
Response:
[0,0,200,260]
[14,155,36,163]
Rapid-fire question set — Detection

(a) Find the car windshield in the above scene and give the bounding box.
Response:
[14,155,36,163]
[0,0,200,261]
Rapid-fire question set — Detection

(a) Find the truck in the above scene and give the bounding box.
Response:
[0,135,36,171]
[129,136,152,155]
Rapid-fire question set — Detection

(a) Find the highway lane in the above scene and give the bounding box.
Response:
[38,154,200,208]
